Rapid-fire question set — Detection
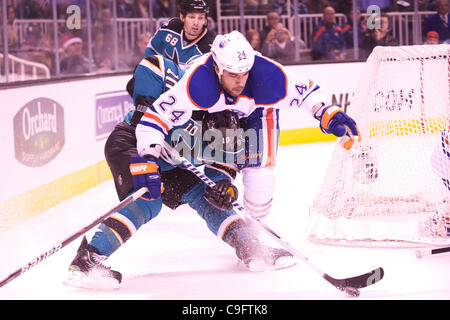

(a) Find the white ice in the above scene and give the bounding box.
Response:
[0,142,449,300]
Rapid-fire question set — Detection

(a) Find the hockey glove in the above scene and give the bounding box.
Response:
[319,105,361,150]
[204,179,239,210]
[129,155,162,200]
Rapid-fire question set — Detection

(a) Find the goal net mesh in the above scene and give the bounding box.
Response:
[308,44,450,247]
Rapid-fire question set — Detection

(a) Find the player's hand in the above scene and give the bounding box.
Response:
[204,179,238,210]
[319,105,361,150]
[129,155,162,200]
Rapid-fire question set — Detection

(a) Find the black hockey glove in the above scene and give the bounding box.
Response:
[204,179,238,211]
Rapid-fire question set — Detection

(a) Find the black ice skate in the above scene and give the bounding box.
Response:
[235,239,296,272]
[63,237,122,289]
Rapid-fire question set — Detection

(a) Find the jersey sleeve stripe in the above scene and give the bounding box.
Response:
[264,108,276,167]
[139,121,168,136]
[142,112,170,132]
[301,84,321,104]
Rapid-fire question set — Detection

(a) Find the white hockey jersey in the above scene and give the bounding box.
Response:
[136,52,328,158]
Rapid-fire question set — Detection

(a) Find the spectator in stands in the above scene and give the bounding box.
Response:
[6,5,20,50]
[423,0,449,43]
[262,21,302,64]
[125,32,151,68]
[341,9,367,49]
[244,0,259,15]
[260,11,281,44]
[133,0,149,18]
[152,0,171,18]
[246,28,262,52]
[92,8,114,69]
[20,23,43,49]
[59,33,94,75]
[90,0,110,23]
[424,30,440,44]
[19,34,55,74]
[16,0,51,19]
[311,6,347,61]
[303,0,329,13]
[116,0,136,17]
[361,13,399,58]
[270,0,308,15]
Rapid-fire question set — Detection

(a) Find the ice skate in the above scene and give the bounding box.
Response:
[63,237,122,290]
[235,239,296,272]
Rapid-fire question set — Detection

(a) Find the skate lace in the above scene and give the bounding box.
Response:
[90,252,111,271]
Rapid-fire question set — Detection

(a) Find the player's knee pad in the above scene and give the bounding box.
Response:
[242,166,274,220]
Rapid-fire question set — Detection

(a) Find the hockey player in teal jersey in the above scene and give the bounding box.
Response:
[125,0,214,96]
[64,54,294,289]
[145,0,215,67]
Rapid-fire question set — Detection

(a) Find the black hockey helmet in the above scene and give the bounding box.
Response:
[179,0,209,16]
[202,110,244,154]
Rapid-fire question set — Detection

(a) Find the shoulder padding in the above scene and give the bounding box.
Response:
[161,18,183,33]
[186,55,221,109]
[249,56,287,105]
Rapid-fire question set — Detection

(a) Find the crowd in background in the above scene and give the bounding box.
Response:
[0,0,448,80]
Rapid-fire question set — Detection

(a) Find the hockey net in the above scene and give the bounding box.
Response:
[308,44,450,247]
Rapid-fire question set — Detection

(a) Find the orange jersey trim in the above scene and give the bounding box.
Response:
[143,112,170,132]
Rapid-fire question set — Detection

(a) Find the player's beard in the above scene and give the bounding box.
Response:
[220,78,244,97]
[228,86,245,97]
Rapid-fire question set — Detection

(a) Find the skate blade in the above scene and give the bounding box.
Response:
[246,256,297,272]
[63,270,120,290]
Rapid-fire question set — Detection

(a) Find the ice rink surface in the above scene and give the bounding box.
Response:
[1,142,449,301]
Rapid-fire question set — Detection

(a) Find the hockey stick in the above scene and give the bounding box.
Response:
[163,141,384,296]
[0,187,148,288]
[415,246,450,258]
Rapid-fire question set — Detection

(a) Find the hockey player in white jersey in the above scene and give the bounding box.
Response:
[135,31,361,224]
[64,54,295,289]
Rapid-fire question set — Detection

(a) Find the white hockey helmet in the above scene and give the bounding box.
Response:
[211,31,255,77]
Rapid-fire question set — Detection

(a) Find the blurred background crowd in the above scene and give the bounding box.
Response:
[0,0,448,82]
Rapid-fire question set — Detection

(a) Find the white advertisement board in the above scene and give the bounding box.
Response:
[280,62,364,130]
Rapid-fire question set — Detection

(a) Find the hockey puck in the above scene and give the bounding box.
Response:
[415,249,424,259]
[344,287,360,297]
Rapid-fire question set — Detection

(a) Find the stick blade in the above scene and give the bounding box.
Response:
[326,267,384,290]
